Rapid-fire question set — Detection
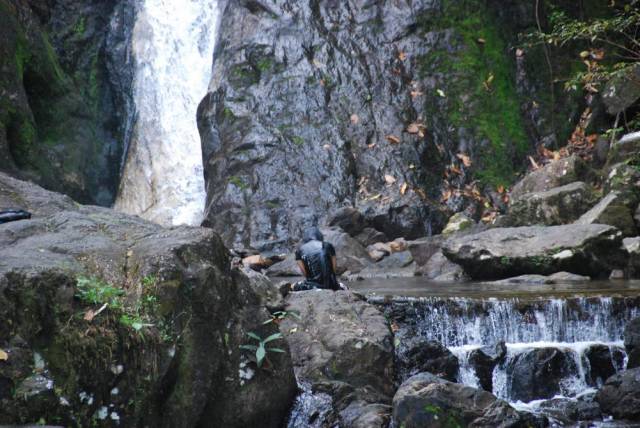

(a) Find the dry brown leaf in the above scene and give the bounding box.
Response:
[449,165,462,175]
[0,349,8,361]
[456,153,472,167]
[84,309,96,322]
[400,182,408,195]
[410,90,424,99]
[406,123,420,134]
[415,188,427,200]
[398,51,407,61]
[367,143,376,149]
[323,144,332,150]
[477,38,486,44]
[497,185,505,194]
[384,174,397,184]
[350,114,359,125]
[386,135,401,145]
[369,194,382,201]
[515,48,524,57]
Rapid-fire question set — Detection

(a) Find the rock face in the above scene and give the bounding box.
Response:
[625,317,640,369]
[509,155,591,201]
[508,181,596,226]
[396,338,459,383]
[597,367,640,421]
[0,172,297,427]
[280,291,395,427]
[603,64,640,115]
[392,372,544,428]
[197,0,566,251]
[442,224,625,279]
[0,0,131,205]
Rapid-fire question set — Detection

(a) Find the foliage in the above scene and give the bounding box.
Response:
[240,331,285,368]
[75,276,125,309]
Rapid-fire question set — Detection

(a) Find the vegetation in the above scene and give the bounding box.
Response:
[240,331,286,368]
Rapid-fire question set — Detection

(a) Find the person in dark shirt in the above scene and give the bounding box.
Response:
[292,227,340,291]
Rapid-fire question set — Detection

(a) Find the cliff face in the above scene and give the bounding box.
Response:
[197,0,572,252]
[0,0,133,205]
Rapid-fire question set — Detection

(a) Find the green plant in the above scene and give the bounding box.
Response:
[75,276,124,310]
[262,310,301,325]
[240,332,285,367]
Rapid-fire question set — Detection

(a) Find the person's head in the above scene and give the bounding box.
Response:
[302,226,324,243]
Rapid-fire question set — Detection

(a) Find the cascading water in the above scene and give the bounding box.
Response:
[382,295,640,419]
[114,0,221,226]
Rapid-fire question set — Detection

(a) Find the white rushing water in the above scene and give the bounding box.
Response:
[115,0,221,226]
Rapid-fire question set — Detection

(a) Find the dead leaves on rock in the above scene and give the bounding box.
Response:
[385,135,401,145]
[384,175,397,185]
[0,349,8,361]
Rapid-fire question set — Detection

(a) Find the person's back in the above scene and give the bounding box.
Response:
[294,227,339,291]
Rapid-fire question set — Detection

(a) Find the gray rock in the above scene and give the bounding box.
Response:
[0,172,297,427]
[625,237,640,278]
[265,253,301,277]
[442,213,474,235]
[508,181,596,226]
[603,64,640,115]
[392,372,544,428]
[355,228,389,248]
[281,291,394,427]
[625,317,640,370]
[407,236,467,280]
[538,397,602,424]
[577,191,638,237]
[585,344,625,386]
[322,228,372,275]
[490,271,590,285]
[396,338,459,382]
[327,207,367,236]
[442,224,625,280]
[510,155,591,202]
[597,367,640,421]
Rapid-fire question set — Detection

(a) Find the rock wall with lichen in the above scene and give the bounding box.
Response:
[0,0,132,205]
[198,0,607,252]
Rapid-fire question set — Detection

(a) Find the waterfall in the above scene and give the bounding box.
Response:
[114,0,221,226]
[382,295,640,407]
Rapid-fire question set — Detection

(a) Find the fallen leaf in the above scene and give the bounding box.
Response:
[313,59,322,67]
[579,50,590,59]
[398,51,407,61]
[0,349,7,361]
[410,90,424,98]
[386,135,401,144]
[367,143,377,149]
[289,327,298,334]
[497,185,505,194]
[384,174,396,185]
[415,188,427,199]
[449,165,462,175]
[368,194,382,201]
[350,114,359,125]
[323,144,332,150]
[477,38,486,44]
[436,89,446,98]
[515,48,524,57]
[456,153,472,167]
[400,182,408,195]
[84,309,96,321]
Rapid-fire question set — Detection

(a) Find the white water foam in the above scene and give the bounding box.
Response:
[115,0,221,226]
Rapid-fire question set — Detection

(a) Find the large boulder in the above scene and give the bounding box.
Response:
[0,172,297,427]
[597,367,640,421]
[585,344,625,386]
[510,155,591,202]
[608,131,640,164]
[396,337,459,382]
[507,347,577,402]
[625,237,640,279]
[442,224,625,279]
[407,235,467,280]
[508,181,596,226]
[577,191,638,237]
[321,228,372,275]
[281,291,395,427]
[392,372,544,428]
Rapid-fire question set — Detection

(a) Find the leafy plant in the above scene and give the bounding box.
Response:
[262,310,301,325]
[240,332,285,367]
[75,276,124,310]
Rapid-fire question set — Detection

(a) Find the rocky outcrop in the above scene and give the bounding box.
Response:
[0,0,131,205]
[396,338,459,383]
[507,181,596,226]
[392,372,545,428]
[442,224,625,279]
[577,191,638,237]
[603,64,640,115]
[625,317,640,370]
[597,367,640,421]
[509,155,591,201]
[280,290,394,427]
[0,172,297,427]
[198,0,568,251]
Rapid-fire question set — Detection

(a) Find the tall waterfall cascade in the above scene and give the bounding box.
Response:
[114,0,220,226]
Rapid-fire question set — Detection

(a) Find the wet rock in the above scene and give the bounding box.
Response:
[610,269,626,279]
[0,172,297,427]
[407,236,467,280]
[508,347,577,402]
[603,64,640,115]
[510,155,591,202]
[321,228,372,275]
[327,207,367,237]
[604,162,640,199]
[442,213,474,235]
[585,344,624,387]
[538,397,602,424]
[396,338,459,382]
[626,237,640,278]
[392,372,544,428]
[624,317,640,369]
[442,224,625,280]
[597,367,640,421]
[608,131,640,164]
[367,248,388,262]
[354,228,389,248]
[490,271,591,285]
[577,191,637,237]
[468,343,506,392]
[508,181,596,226]
[281,291,394,426]
[265,253,301,277]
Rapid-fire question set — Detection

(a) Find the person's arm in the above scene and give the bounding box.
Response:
[297,260,308,277]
